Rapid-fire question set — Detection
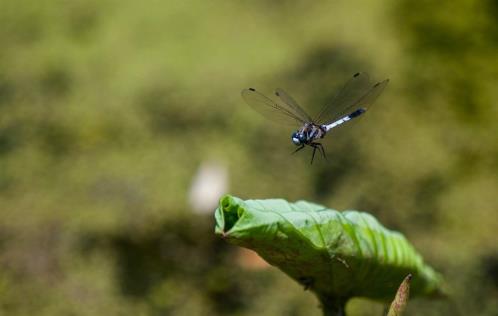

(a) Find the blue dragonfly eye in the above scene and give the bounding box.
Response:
[291,132,301,145]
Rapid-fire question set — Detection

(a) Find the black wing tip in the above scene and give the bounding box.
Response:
[353,72,361,77]
[275,91,280,96]
[248,87,256,91]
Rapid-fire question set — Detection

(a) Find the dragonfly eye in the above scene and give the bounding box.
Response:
[291,132,301,145]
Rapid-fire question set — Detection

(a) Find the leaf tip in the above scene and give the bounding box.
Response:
[215,194,244,236]
[387,274,412,316]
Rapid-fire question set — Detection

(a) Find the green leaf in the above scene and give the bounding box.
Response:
[215,195,443,305]
[387,274,412,316]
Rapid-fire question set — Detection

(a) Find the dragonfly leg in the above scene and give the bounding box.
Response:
[310,145,317,164]
[317,143,327,161]
[292,145,305,154]
[310,143,326,163]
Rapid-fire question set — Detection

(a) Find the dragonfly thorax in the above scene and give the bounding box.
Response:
[291,123,326,146]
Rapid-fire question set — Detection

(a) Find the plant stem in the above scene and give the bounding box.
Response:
[319,295,347,316]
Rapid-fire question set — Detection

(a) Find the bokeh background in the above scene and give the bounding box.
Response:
[1,0,497,315]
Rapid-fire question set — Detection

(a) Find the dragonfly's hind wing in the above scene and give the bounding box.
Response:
[356,79,389,108]
[241,88,307,125]
[315,72,388,125]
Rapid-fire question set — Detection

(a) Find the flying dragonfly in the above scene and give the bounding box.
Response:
[241,72,389,164]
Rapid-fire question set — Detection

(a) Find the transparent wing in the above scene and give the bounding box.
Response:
[241,88,308,125]
[315,72,389,124]
[274,88,313,123]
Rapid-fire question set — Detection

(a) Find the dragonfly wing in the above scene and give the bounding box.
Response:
[315,72,388,124]
[274,88,313,123]
[358,79,389,105]
[241,88,307,125]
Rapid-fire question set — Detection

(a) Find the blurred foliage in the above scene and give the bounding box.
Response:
[0,0,497,315]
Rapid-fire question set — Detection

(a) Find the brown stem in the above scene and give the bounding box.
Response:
[319,295,347,316]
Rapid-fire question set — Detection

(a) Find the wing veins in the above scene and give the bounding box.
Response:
[241,88,307,125]
[275,88,313,123]
[315,73,389,124]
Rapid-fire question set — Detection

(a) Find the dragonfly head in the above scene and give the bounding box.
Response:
[291,131,305,146]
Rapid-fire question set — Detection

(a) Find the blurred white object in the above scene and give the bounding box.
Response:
[188,161,229,214]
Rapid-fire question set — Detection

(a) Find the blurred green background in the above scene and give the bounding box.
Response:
[0,0,497,315]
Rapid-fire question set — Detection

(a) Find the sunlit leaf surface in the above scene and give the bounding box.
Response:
[215,195,443,302]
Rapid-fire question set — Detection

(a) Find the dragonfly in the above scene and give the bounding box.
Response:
[241,72,389,164]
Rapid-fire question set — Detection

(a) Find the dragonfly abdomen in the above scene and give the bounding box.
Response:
[349,108,366,118]
[323,108,366,132]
